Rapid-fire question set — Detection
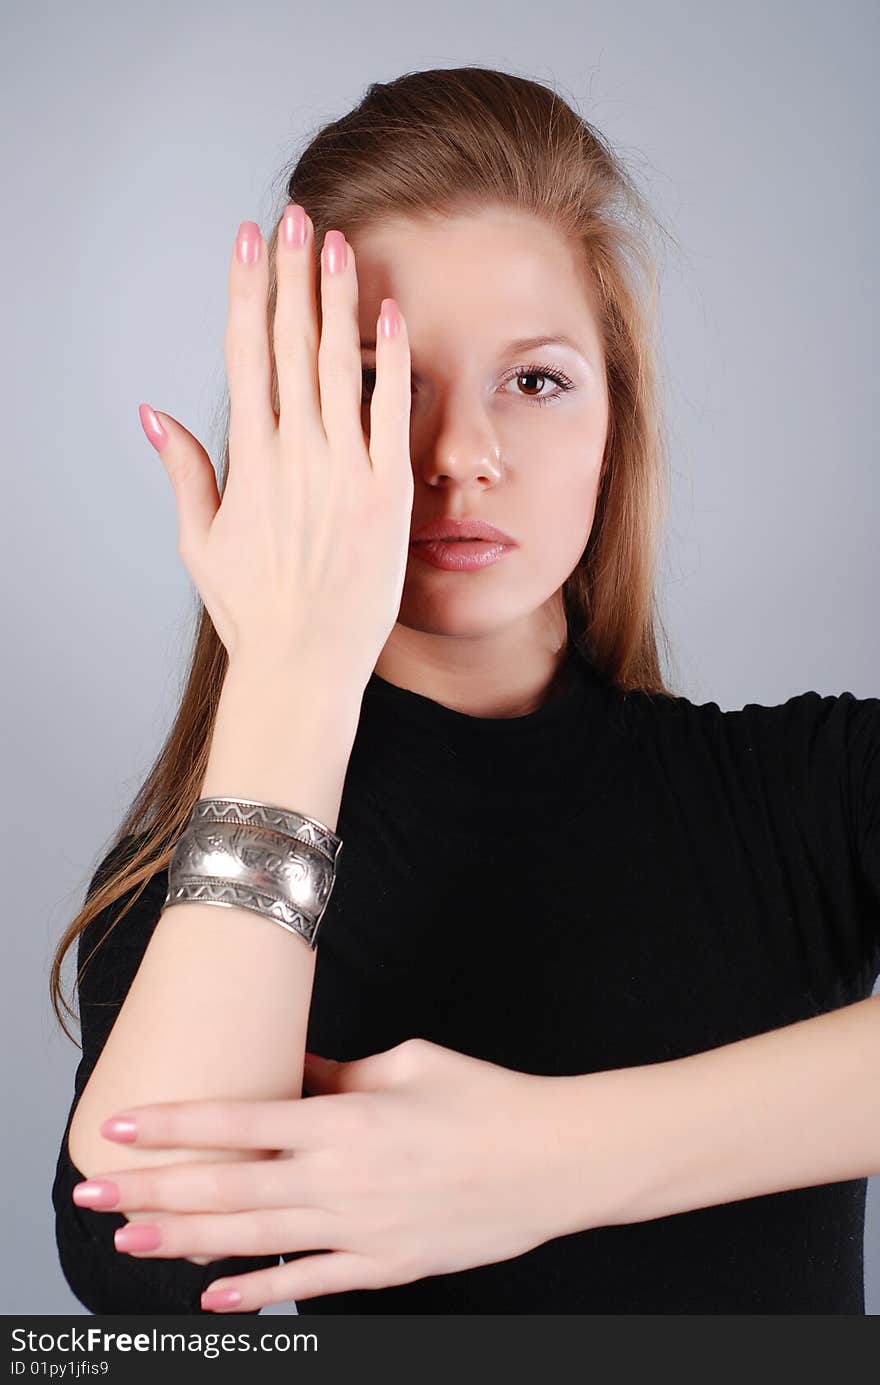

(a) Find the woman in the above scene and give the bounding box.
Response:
[51,65,880,1315]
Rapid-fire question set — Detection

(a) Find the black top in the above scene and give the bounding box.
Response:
[53,655,880,1314]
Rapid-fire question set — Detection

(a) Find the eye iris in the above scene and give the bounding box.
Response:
[519,372,543,395]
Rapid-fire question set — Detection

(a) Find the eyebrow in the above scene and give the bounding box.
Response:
[498,333,588,357]
[360,332,592,363]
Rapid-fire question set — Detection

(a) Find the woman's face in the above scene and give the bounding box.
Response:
[349,205,609,658]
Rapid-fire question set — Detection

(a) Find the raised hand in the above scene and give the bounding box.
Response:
[139,205,414,687]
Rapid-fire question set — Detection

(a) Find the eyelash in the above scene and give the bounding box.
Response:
[500,362,576,407]
[360,361,576,408]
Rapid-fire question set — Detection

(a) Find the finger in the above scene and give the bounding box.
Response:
[74,1154,324,1215]
[138,405,220,558]
[114,1205,339,1261]
[316,231,368,465]
[99,1095,350,1151]
[273,203,324,450]
[202,1252,383,1312]
[367,298,412,484]
[224,220,277,466]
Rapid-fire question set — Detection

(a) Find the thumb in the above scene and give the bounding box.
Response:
[138,402,220,555]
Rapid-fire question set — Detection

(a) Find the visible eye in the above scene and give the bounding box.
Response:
[360,361,576,408]
[499,362,576,408]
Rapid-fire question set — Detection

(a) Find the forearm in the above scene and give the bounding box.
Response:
[551,997,880,1234]
[68,657,362,1182]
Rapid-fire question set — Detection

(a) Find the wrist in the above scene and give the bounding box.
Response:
[223,649,368,716]
[530,1066,673,1239]
[200,657,365,828]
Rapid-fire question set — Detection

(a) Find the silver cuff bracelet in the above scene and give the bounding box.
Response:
[162,796,344,950]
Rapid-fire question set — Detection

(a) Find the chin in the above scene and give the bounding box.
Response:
[396,589,543,640]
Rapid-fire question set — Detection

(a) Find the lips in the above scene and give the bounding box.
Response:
[410,517,516,545]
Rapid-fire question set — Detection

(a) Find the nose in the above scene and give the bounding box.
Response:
[416,392,503,491]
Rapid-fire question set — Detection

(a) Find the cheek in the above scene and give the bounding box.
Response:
[510,399,606,539]
[520,453,602,561]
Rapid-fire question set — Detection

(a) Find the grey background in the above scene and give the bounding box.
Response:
[3,0,877,1315]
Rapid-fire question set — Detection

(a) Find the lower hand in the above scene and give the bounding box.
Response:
[75,1040,573,1312]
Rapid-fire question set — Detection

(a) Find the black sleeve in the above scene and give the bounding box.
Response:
[771,689,880,989]
[52,835,280,1314]
[844,693,880,936]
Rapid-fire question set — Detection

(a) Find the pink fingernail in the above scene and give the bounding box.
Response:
[73,1179,120,1209]
[115,1223,162,1252]
[235,221,262,265]
[138,403,166,451]
[101,1116,138,1141]
[321,229,347,274]
[202,1288,242,1311]
[380,298,400,338]
[282,203,307,250]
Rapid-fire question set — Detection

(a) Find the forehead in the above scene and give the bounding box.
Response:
[350,206,602,359]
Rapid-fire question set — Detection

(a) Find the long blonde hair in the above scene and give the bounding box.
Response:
[51,65,680,1043]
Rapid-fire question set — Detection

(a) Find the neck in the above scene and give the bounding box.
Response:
[372,619,572,720]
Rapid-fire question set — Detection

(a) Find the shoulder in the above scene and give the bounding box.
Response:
[618,682,879,738]
[615,683,880,794]
[611,681,880,944]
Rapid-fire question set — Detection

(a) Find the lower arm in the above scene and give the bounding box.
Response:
[68,657,363,1180]
[552,997,880,1234]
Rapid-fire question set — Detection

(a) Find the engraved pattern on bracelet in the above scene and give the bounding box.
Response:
[163,876,331,948]
[187,796,342,863]
[173,822,336,907]
[162,797,343,950]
